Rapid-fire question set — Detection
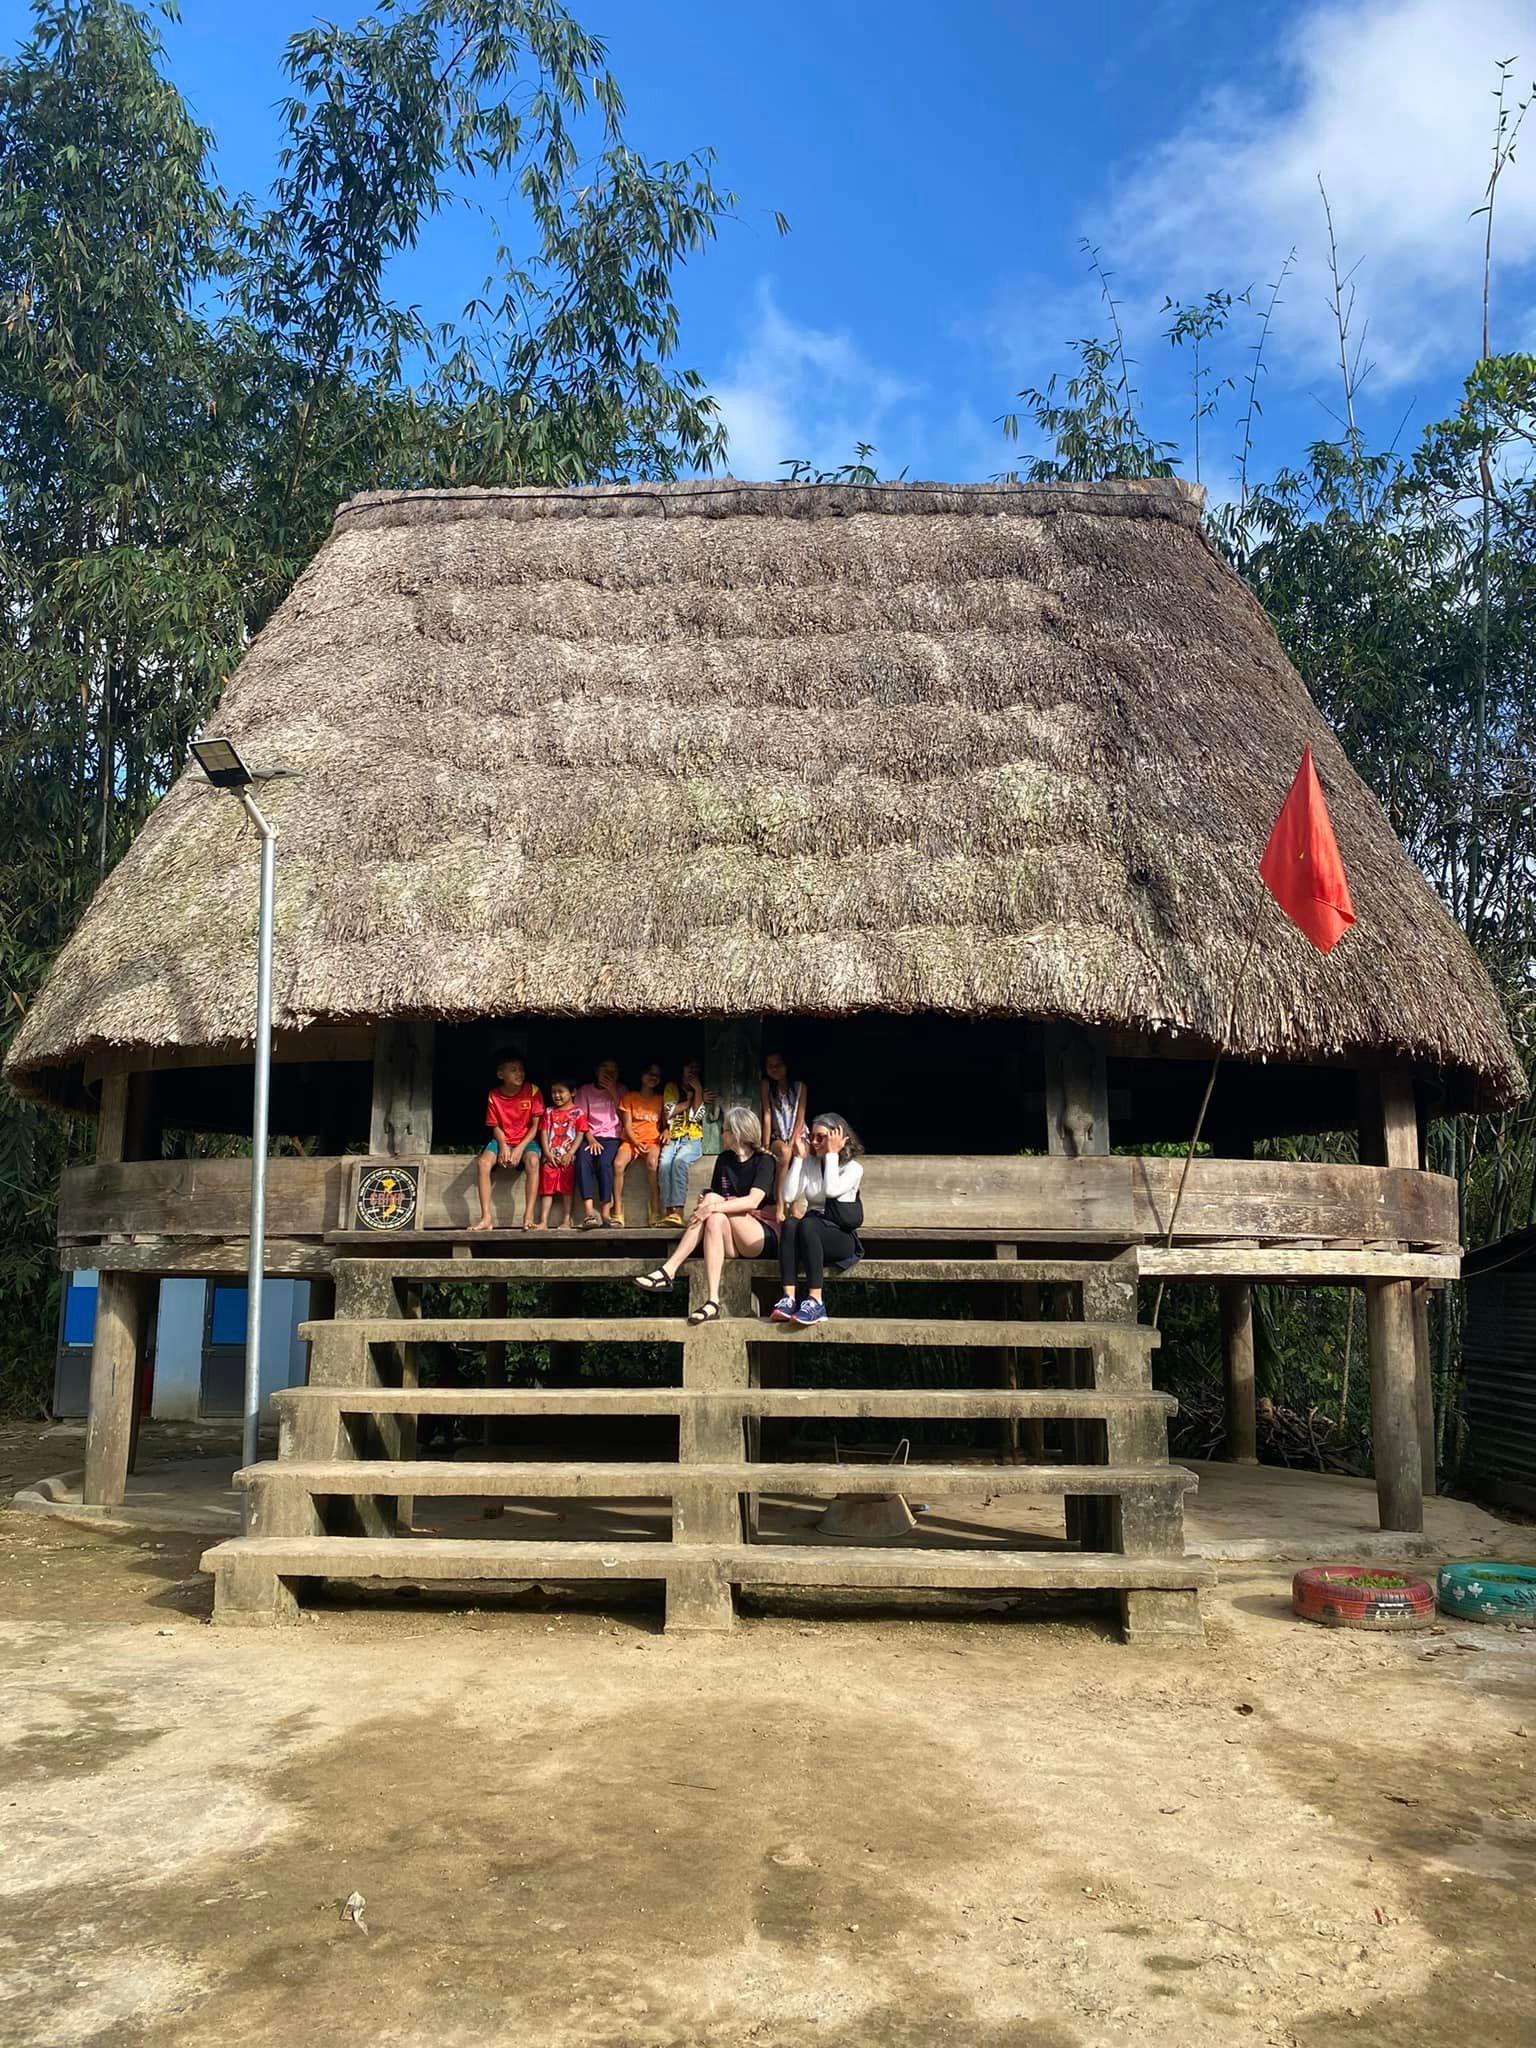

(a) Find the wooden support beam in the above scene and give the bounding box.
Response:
[1219,1283,1259,1464]
[704,1018,762,1118]
[1359,1063,1421,1170]
[96,1073,130,1163]
[1043,1024,1110,1157]
[82,1272,150,1507]
[1365,1277,1424,1532]
[369,1021,435,1157]
[1412,1282,1436,1497]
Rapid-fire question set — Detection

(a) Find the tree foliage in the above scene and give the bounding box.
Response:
[0,0,755,1408]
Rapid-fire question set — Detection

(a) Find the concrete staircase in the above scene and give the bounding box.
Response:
[202,1248,1212,1641]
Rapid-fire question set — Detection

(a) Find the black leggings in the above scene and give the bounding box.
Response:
[778,1212,859,1291]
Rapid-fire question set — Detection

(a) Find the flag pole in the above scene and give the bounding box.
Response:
[1151,890,1270,1328]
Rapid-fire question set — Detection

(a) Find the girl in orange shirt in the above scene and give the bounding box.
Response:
[614,1061,671,1225]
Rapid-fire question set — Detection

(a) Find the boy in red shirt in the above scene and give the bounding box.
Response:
[473,1052,542,1231]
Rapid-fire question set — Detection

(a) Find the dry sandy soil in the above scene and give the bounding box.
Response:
[2,1421,1534,2048]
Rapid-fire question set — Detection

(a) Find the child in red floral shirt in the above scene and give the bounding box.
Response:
[474,1052,542,1231]
[534,1080,587,1231]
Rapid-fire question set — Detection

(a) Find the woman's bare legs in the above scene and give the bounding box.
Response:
[701,1209,732,1303]
[659,1207,710,1279]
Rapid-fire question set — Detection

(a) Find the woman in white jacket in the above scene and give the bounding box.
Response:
[770,1113,866,1326]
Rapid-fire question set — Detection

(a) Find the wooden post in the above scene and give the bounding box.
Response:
[1359,1062,1421,1171]
[704,1018,762,1120]
[82,1271,149,1507]
[369,1021,435,1156]
[1366,1278,1424,1532]
[1412,1282,1436,1497]
[1219,1284,1259,1464]
[1043,1023,1109,1157]
[1045,1027,1110,1538]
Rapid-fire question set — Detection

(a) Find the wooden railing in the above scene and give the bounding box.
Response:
[59,1152,1460,1252]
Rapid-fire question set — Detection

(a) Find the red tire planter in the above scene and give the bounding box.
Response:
[1291,1565,1437,1631]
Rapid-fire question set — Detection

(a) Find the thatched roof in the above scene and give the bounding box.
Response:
[6,477,1523,1111]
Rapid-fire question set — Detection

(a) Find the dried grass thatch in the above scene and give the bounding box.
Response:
[6,477,1523,1110]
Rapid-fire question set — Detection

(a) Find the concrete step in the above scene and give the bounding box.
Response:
[202,1533,1214,1624]
[274,1385,1176,1419]
[237,1458,1198,1499]
[301,1316,1158,1349]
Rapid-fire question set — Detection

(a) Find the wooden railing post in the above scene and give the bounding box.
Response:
[370,1021,435,1156]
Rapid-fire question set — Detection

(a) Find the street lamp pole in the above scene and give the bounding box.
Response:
[189,737,283,1524]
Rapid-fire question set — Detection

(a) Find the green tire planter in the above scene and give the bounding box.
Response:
[1436,1561,1536,1624]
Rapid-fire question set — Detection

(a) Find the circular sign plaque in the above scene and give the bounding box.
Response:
[354,1164,420,1231]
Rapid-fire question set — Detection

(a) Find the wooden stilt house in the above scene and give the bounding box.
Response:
[6,479,1521,1638]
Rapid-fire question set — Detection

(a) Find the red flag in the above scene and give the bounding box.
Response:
[1258,747,1356,953]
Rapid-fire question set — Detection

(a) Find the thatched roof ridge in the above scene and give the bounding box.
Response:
[6,476,1522,1111]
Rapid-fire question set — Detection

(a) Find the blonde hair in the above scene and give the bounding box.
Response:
[721,1105,762,1153]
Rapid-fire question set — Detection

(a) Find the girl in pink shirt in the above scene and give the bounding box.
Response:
[572,1058,624,1227]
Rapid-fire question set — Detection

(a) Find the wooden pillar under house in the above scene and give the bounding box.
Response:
[1359,1063,1426,1531]
[1219,1284,1259,1465]
[82,1073,155,1508]
[1043,1025,1114,1548]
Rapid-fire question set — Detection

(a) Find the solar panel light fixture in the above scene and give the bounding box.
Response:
[189,735,254,788]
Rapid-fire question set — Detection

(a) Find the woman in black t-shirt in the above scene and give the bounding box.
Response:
[633,1106,778,1323]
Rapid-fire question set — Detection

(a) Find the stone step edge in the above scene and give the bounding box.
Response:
[300,1317,1158,1346]
[273,1385,1177,1413]
[201,1534,1215,1590]
[235,1459,1197,1496]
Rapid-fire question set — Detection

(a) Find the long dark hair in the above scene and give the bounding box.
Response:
[811,1112,864,1161]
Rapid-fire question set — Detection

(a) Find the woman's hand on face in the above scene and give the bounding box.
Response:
[792,1131,810,1159]
[821,1128,846,1154]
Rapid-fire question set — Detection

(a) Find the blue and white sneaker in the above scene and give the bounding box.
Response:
[769,1294,799,1323]
[793,1298,828,1327]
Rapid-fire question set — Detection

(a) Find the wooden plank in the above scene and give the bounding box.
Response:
[274,1385,1178,1418]
[60,1152,1460,1258]
[203,1534,1216,1594]
[60,1158,347,1239]
[1220,1284,1258,1465]
[61,1236,334,1278]
[370,1020,435,1156]
[82,1272,148,1508]
[1139,1246,1458,1281]
[240,1459,1199,1499]
[301,1316,1160,1350]
[1130,1158,1457,1245]
[1366,1278,1424,1534]
[1043,1023,1110,1157]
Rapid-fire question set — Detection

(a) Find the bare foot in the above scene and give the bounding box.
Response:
[470,1218,494,1233]
[529,1221,549,1232]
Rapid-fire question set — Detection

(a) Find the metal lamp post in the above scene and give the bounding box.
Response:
[190,737,279,1503]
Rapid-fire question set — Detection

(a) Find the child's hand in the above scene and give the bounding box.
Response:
[585,1134,602,1156]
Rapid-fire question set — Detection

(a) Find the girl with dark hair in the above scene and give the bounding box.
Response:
[770,1113,866,1326]
[760,1049,808,1223]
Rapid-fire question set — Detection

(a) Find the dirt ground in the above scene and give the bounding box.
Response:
[2,1422,1534,2048]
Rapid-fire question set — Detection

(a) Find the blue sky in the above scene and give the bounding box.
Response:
[8,0,1534,490]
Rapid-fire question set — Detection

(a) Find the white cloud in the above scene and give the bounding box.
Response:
[713,282,922,479]
[1105,0,1536,386]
